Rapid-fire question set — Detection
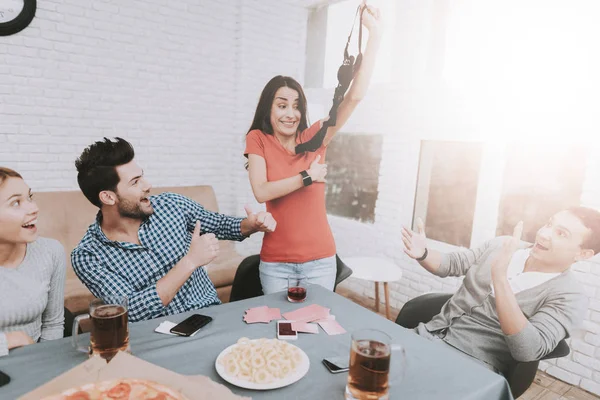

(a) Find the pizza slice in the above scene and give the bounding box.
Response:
[41,378,188,400]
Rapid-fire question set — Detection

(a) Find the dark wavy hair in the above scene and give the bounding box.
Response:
[569,206,600,254]
[75,137,135,208]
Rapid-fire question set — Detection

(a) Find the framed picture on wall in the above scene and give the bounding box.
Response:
[325,133,382,223]
[413,140,483,247]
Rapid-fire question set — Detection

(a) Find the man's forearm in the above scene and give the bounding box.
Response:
[156,256,196,306]
[417,248,443,275]
[493,276,528,335]
[240,218,256,237]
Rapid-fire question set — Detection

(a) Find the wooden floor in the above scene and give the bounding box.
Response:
[335,286,599,400]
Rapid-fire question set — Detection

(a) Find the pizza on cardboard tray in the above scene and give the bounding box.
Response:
[41,378,189,400]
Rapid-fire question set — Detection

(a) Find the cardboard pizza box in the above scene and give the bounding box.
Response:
[19,351,251,400]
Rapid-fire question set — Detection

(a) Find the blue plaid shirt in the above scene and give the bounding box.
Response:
[71,192,245,322]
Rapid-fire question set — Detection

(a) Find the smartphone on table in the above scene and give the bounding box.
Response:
[0,369,10,387]
[276,320,298,341]
[170,314,213,337]
[323,356,350,373]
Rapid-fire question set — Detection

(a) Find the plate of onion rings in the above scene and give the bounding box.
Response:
[215,337,310,390]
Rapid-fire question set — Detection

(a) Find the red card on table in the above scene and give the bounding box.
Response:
[291,322,319,334]
[268,308,281,320]
[243,315,270,324]
[283,304,330,323]
[314,314,336,323]
[318,319,346,335]
[244,306,280,324]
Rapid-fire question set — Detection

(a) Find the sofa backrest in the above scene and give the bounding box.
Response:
[34,186,222,280]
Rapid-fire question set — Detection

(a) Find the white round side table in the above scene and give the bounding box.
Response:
[343,257,403,320]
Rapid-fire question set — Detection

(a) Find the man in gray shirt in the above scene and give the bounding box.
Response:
[402,207,600,374]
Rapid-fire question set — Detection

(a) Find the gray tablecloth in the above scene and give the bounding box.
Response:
[0,285,512,399]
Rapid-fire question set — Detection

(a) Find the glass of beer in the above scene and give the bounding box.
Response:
[345,329,406,400]
[72,296,130,361]
[287,274,308,302]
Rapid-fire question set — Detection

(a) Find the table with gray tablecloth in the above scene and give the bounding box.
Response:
[0,285,512,399]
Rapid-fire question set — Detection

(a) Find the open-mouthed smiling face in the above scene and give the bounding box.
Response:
[530,210,593,268]
[0,177,39,245]
[111,161,154,219]
[270,86,302,138]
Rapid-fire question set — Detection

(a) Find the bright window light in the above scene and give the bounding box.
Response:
[442,0,600,143]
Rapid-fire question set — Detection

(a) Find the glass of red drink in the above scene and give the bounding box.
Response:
[287,274,308,302]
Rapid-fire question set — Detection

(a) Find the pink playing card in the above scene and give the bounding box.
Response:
[268,308,281,320]
[283,304,330,323]
[244,316,270,324]
[245,306,270,320]
[314,314,336,323]
[246,306,268,314]
[318,319,346,335]
[291,322,319,334]
[295,308,330,323]
[244,306,281,324]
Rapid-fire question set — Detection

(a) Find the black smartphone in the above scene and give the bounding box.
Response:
[323,356,350,373]
[170,314,213,337]
[0,369,10,387]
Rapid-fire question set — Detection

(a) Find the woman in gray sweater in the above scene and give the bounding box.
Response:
[0,167,66,357]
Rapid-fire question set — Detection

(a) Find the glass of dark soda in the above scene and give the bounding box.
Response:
[287,274,308,303]
[72,296,130,361]
[345,329,406,400]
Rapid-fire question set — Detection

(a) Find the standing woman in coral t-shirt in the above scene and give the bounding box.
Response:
[244,4,381,294]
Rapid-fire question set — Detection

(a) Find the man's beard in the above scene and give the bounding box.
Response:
[116,195,153,219]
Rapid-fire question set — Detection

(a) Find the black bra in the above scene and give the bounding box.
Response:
[295,4,367,154]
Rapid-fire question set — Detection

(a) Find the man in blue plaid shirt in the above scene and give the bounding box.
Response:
[71,138,276,322]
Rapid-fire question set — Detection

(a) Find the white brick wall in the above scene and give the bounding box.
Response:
[0,0,309,217]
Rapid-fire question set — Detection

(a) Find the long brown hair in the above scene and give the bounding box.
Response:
[246,75,309,136]
[0,167,22,187]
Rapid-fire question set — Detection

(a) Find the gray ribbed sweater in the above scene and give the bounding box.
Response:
[0,237,66,356]
[421,236,587,374]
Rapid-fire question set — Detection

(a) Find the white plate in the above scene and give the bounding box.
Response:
[215,340,310,390]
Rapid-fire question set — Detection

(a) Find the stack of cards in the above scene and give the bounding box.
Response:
[243,306,281,324]
[283,304,347,336]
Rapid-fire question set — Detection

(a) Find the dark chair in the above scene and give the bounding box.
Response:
[229,255,263,302]
[63,306,75,338]
[395,293,570,399]
[335,255,353,290]
[229,254,353,302]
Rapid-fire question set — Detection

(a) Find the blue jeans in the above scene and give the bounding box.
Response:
[259,255,337,294]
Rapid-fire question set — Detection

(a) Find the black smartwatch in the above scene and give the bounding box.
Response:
[416,248,428,262]
[300,170,312,186]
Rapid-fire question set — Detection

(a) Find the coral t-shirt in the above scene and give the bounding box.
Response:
[244,122,336,263]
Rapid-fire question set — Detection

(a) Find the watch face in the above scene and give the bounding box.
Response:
[0,0,25,24]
